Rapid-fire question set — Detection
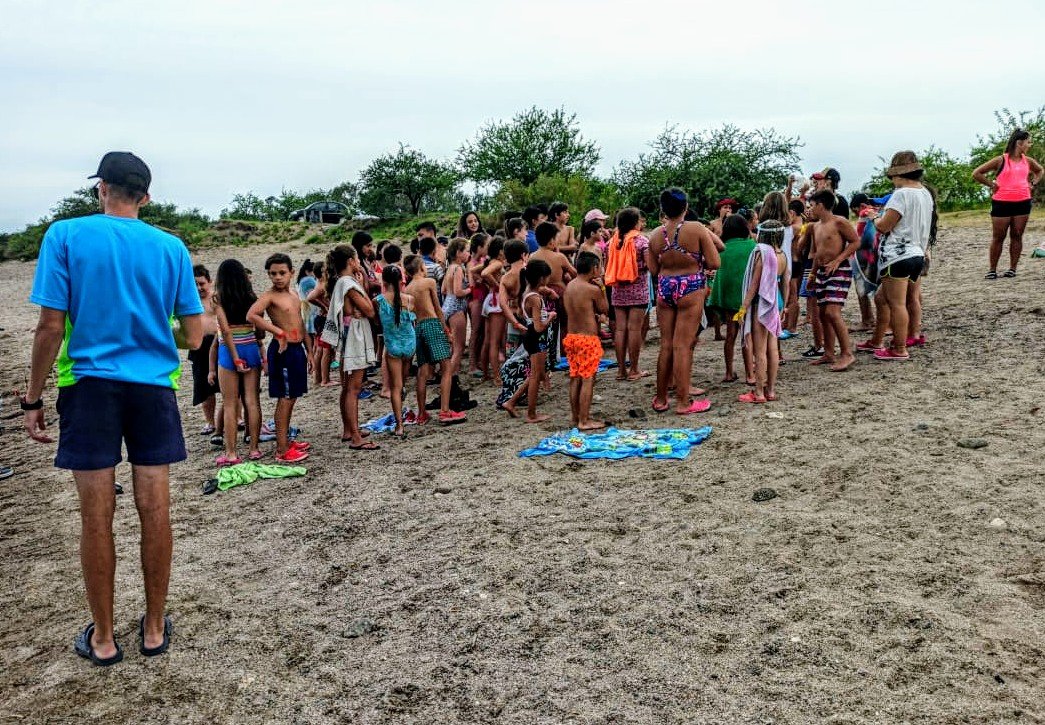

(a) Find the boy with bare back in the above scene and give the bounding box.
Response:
[532,221,577,369]
[247,253,312,462]
[805,190,860,372]
[563,252,609,430]
[403,255,467,425]
[499,239,530,357]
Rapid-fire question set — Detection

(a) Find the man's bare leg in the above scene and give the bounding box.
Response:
[132,464,172,650]
[74,468,118,660]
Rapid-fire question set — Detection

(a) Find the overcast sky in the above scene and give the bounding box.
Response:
[2,0,1043,232]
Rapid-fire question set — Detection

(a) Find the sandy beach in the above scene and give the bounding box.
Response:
[1,216,1044,724]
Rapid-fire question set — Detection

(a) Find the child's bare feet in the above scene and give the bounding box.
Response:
[525,414,550,423]
[379,389,392,399]
[626,370,650,381]
[503,402,519,418]
[579,419,607,431]
[829,353,855,372]
[810,355,835,366]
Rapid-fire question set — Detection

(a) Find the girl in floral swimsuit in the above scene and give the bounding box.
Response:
[648,187,721,415]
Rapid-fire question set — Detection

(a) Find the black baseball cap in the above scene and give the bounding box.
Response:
[88,151,151,193]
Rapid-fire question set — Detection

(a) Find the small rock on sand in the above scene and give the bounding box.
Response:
[957,438,988,449]
[752,488,777,502]
[433,485,452,494]
[988,518,1007,530]
[343,619,380,638]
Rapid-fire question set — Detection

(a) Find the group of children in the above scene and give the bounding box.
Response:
[189,163,938,462]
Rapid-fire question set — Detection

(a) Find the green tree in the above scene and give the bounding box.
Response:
[493,173,624,220]
[458,107,601,186]
[51,187,99,221]
[971,106,1045,204]
[358,145,460,216]
[613,124,802,216]
[863,146,987,211]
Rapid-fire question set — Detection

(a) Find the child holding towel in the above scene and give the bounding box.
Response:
[734,221,788,403]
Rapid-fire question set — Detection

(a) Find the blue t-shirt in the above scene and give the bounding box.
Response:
[29,214,204,389]
[525,230,539,254]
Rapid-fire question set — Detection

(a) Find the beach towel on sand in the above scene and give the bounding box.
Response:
[519,426,712,460]
[362,409,418,433]
[217,462,307,491]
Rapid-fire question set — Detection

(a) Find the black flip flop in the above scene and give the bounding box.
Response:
[74,622,124,666]
[202,478,219,495]
[139,615,173,657]
[984,270,998,280]
[348,441,380,451]
[1003,269,1016,278]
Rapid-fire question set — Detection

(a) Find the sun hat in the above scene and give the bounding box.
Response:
[884,151,923,177]
[583,209,608,223]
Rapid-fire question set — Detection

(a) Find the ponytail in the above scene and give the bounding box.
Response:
[381,264,404,326]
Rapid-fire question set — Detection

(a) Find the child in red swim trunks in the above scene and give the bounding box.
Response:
[563,252,610,430]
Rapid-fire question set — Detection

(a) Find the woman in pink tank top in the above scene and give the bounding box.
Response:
[972,129,1043,278]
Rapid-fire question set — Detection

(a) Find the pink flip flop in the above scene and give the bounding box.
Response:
[738,392,767,404]
[215,454,242,467]
[676,399,712,414]
[652,397,670,413]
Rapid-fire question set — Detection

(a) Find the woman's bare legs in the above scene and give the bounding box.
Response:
[671,293,704,412]
[654,302,676,409]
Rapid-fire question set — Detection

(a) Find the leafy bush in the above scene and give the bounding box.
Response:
[458,106,601,186]
[614,124,802,216]
[358,145,460,216]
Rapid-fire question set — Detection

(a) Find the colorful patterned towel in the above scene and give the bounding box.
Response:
[519,426,712,460]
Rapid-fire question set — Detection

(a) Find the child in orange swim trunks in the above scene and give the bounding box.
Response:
[563,252,610,430]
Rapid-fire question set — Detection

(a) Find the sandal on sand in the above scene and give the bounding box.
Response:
[348,441,380,451]
[74,623,123,667]
[676,399,712,415]
[738,392,767,404]
[1003,269,1016,278]
[247,450,265,461]
[855,340,878,352]
[652,397,670,413]
[984,270,998,280]
[873,348,910,361]
[199,424,216,435]
[215,454,242,467]
[139,615,173,657]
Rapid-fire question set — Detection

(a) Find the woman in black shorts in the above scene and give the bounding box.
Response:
[972,129,1042,278]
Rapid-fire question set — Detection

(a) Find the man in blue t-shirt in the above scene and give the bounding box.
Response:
[24,152,203,667]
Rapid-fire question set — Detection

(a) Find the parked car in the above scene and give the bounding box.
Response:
[288,201,350,223]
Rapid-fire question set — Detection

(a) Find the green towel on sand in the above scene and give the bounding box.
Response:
[216,462,307,491]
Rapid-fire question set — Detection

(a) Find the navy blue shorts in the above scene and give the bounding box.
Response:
[268,341,308,399]
[55,377,186,470]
